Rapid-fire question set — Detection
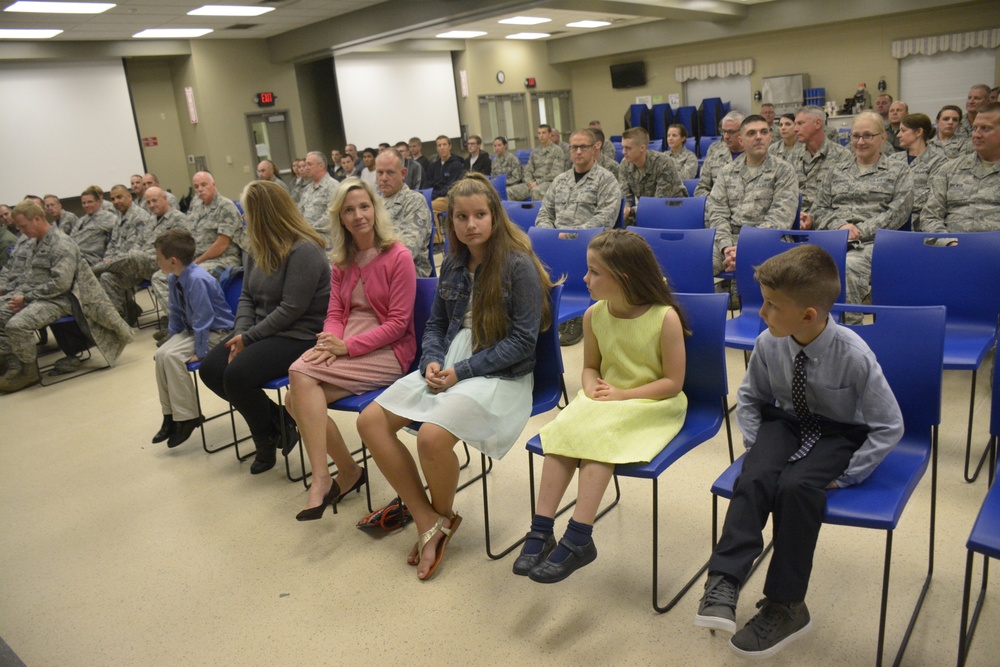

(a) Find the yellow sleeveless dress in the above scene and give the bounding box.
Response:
[539,301,688,464]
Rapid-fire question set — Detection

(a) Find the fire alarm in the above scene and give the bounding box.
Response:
[524,77,537,88]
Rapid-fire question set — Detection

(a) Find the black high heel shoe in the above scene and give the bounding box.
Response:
[295,479,341,521]
[336,468,368,504]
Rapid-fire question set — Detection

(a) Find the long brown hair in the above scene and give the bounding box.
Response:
[444,173,554,349]
[588,229,689,334]
[241,180,326,274]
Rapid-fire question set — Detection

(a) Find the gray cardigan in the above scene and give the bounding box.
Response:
[235,239,331,344]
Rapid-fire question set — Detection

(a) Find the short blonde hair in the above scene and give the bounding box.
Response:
[754,244,840,314]
[327,177,397,269]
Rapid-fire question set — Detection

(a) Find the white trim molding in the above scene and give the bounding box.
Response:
[892,28,1000,58]
[675,58,753,82]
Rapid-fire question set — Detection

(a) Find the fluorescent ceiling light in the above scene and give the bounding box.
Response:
[0,28,63,38]
[435,30,486,39]
[566,20,611,28]
[4,1,114,13]
[506,32,549,40]
[498,16,550,26]
[133,28,214,38]
[188,5,275,17]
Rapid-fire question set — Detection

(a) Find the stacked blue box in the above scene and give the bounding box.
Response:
[804,87,826,106]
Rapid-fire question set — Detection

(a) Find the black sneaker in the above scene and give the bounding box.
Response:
[695,573,739,634]
[558,317,583,346]
[730,598,811,658]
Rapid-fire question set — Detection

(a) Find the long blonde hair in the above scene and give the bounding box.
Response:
[327,177,397,269]
[444,173,554,349]
[241,180,326,274]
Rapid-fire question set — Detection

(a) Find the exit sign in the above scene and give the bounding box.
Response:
[254,91,276,107]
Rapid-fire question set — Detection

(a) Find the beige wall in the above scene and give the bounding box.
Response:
[564,3,1000,136]
[126,59,189,199]
[453,40,572,138]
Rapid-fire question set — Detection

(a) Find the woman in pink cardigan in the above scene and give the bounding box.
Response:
[285,177,417,521]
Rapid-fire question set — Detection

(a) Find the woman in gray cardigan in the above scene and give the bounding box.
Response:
[199,181,331,474]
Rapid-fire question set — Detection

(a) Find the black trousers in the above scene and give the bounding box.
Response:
[198,334,312,446]
[709,405,868,603]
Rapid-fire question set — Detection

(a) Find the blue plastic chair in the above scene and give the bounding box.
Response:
[502,200,542,232]
[683,179,698,197]
[416,188,433,216]
[958,354,1000,666]
[631,227,716,294]
[674,106,698,138]
[648,139,663,152]
[633,196,707,230]
[699,136,719,159]
[528,227,603,324]
[684,137,697,155]
[490,173,507,200]
[870,230,1000,483]
[613,142,623,163]
[710,304,946,666]
[526,292,733,611]
[515,149,532,166]
[725,228,849,353]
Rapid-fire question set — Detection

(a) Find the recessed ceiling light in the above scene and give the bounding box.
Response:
[498,16,550,26]
[0,28,63,38]
[188,5,275,17]
[506,32,549,40]
[436,30,487,39]
[566,20,611,29]
[133,28,214,38]
[4,1,114,13]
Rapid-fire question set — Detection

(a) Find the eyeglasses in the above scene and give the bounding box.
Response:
[850,133,883,142]
[569,144,595,152]
[721,129,739,136]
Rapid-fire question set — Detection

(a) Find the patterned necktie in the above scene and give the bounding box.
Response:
[789,350,821,462]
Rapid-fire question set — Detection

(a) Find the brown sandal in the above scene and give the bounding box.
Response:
[417,514,462,580]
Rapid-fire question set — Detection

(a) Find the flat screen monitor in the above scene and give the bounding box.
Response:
[610,61,646,89]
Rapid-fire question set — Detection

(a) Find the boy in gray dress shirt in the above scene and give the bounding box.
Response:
[695,245,903,659]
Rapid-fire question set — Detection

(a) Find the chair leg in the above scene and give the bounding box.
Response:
[958,549,990,667]
[964,370,991,483]
[558,375,570,409]
[481,452,527,560]
[191,371,236,455]
[722,396,735,464]
[652,476,710,613]
[456,442,487,492]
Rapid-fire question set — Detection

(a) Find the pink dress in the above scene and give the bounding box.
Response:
[289,249,404,394]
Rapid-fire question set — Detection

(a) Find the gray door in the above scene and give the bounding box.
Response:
[246,112,295,180]
[478,93,530,151]
[529,91,573,146]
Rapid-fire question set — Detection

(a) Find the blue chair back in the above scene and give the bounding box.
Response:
[683,179,698,197]
[416,188,433,215]
[531,285,565,414]
[413,277,436,365]
[870,230,1000,327]
[613,142,623,163]
[516,149,532,165]
[614,197,625,229]
[699,136,719,158]
[219,268,244,315]
[650,103,673,142]
[527,227,603,323]
[684,137,697,155]
[634,196,707,230]
[648,139,663,152]
[631,227,716,294]
[674,106,698,138]
[993,344,1000,441]
[700,97,725,136]
[630,104,650,133]
[490,173,507,200]
[674,292,730,405]
[502,200,542,232]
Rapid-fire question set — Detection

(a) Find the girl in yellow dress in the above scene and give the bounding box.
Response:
[515,229,689,583]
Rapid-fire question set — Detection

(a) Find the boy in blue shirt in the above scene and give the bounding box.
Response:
[151,228,234,448]
[695,244,903,658]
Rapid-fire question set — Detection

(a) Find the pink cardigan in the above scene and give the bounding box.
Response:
[324,242,417,372]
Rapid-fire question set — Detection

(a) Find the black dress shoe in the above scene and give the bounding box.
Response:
[250,446,277,474]
[152,415,175,444]
[528,538,597,584]
[167,416,204,448]
[280,414,300,457]
[512,532,556,576]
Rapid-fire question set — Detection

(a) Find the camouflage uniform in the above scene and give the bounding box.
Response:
[535,165,621,230]
[148,208,191,310]
[382,184,433,278]
[265,175,290,193]
[68,209,117,268]
[97,203,156,317]
[811,155,913,317]
[599,154,624,184]
[491,151,523,187]
[786,138,852,215]
[507,144,564,201]
[53,211,79,234]
[298,173,339,240]
[667,148,699,180]
[0,226,77,364]
[928,135,972,160]
[694,141,742,197]
[956,116,973,140]
[921,152,1000,233]
[891,146,948,230]
[0,225,17,272]
[187,193,243,277]
[558,141,572,170]
[0,235,30,293]
[768,139,799,162]
[619,149,687,225]
[290,177,307,205]
[706,154,800,273]
[602,141,616,161]
[403,158,423,192]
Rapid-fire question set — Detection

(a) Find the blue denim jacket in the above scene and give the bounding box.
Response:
[420,250,543,380]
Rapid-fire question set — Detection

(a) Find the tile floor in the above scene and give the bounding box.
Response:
[0,307,997,666]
